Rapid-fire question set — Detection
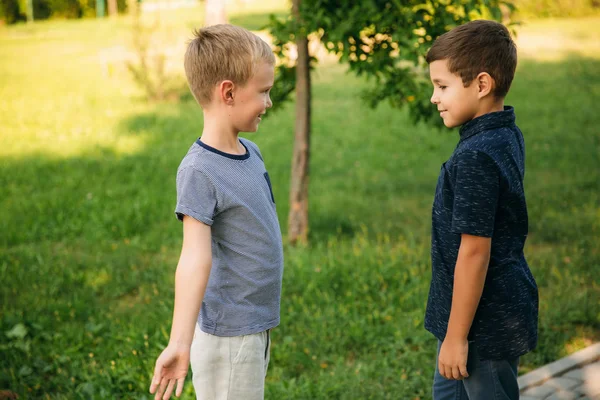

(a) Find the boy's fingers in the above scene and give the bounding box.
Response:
[175,378,185,397]
[459,364,469,378]
[445,366,453,380]
[438,360,446,378]
[155,377,168,400]
[452,366,461,380]
[151,361,163,392]
[440,364,449,380]
[163,379,176,400]
[149,373,161,393]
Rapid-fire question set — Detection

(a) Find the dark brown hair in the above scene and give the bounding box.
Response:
[426,20,517,98]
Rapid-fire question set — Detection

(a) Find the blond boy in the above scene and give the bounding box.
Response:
[149,25,283,400]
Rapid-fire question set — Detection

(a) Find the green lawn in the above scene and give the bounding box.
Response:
[1,6,599,399]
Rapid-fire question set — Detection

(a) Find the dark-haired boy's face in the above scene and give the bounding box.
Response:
[429,60,479,128]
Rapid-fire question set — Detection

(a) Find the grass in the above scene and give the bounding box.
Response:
[1,4,599,399]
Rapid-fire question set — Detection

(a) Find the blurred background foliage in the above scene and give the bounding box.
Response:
[1,0,599,25]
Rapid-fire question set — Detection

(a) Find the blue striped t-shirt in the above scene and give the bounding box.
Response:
[175,137,284,337]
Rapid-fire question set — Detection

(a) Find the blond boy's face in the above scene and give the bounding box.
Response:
[429,59,479,128]
[231,62,275,133]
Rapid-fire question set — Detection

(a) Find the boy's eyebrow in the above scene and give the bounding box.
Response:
[432,78,445,84]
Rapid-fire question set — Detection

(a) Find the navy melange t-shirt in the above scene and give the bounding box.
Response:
[424,106,539,360]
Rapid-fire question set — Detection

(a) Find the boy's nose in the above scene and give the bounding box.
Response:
[266,96,273,109]
[430,93,439,104]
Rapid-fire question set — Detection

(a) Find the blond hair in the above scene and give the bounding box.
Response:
[184,24,275,106]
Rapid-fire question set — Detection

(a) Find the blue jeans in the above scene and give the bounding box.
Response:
[433,341,520,400]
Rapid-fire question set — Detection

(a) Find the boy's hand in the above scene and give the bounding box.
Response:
[149,345,190,399]
[438,338,469,380]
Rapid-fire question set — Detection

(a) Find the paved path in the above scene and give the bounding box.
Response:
[519,342,600,400]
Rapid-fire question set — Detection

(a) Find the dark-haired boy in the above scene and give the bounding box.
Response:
[424,20,539,400]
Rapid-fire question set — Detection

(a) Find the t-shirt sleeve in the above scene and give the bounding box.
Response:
[174,167,217,225]
[451,150,500,237]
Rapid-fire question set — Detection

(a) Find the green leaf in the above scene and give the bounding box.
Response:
[265,0,506,121]
[6,323,28,340]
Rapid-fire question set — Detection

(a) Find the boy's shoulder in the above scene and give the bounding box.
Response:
[177,141,208,174]
[455,120,522,162]
[459,107,520,145]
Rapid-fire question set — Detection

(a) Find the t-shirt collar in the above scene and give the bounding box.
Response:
[459,106,516,141]
[196,138,250,160]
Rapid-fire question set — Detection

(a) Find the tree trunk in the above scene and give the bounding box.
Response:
[205,0,228,26]
[107,0,117,17]
[288,0,310,245]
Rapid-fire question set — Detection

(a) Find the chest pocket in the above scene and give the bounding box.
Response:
[263,172,275,203]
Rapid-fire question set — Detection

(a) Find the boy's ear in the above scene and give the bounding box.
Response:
[219,80,235,105]
[476,72,495,98]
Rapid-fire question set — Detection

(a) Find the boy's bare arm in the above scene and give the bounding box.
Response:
[169,215,213,347]
[150,215,212,399]
[447,234,491,340]
[438,233,491,380]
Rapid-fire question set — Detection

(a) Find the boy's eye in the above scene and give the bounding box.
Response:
[438,85,447,90]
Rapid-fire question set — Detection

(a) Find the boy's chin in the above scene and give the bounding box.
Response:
[442,118,462,129]
[443,120,458,129]
[238,125,259,133]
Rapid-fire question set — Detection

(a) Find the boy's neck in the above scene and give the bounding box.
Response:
[200,113,245,155]
[473,97,505,120]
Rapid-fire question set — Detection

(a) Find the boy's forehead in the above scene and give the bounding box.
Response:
[429,59,451,76]
[253,62,275,83]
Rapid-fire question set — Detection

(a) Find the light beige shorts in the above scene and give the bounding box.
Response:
[190,324,271,400]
